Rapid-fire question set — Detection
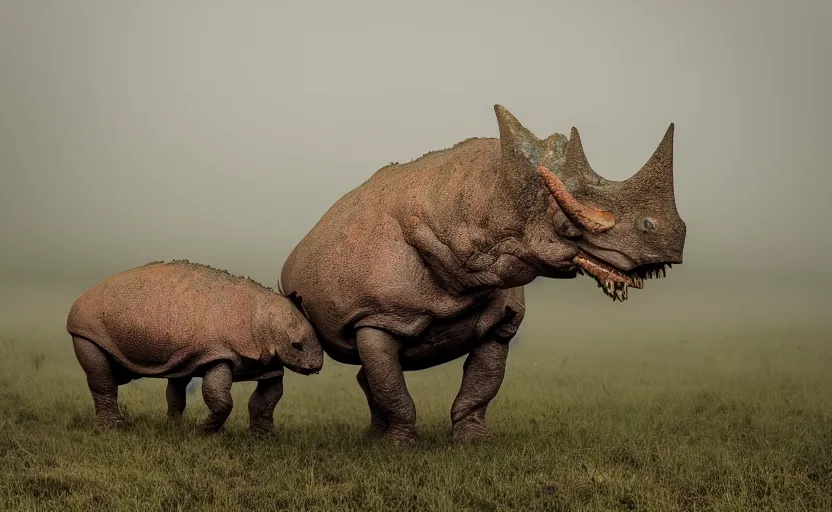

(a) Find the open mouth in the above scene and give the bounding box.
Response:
[287,365,320,376]
[573,252,672,302]
[532,157,679,303]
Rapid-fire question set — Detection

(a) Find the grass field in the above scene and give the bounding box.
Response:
[1,282,830,511]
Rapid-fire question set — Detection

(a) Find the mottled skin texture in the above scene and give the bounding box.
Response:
[281,105,686,444]
[67,260,323,435]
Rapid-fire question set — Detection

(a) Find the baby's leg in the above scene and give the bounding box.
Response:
[166,377,191,419]
[248,375,284,436]
[200,362,233,433]
[71,335,123,429]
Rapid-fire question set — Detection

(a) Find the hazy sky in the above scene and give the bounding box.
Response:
[1,0,830,288]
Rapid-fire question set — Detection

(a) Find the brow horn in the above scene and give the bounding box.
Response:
[561,127,603,183]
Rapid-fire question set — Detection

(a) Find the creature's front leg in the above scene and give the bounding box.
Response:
[356,327,417,444]
[166,377,191,420]
[450,338,510,443]
[199,362,233,433]
[356,367,389,436]
[247,375,284,436]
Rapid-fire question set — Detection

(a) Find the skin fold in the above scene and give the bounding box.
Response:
[280,105,686,444]
[67,260,323,435]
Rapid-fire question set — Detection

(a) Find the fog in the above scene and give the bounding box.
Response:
[1,1,830,336]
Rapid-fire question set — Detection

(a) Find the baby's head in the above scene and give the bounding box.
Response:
[270,292,323,375]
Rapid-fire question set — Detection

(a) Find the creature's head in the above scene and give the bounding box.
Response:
[494,105,686,301]
[271,292,324,374]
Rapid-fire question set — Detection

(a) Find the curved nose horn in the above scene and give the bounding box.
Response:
[536,164,615,234]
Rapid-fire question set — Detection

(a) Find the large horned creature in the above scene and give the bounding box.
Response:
[281,105,686,444]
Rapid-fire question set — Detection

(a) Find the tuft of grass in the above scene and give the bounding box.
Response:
[0,325,830,511]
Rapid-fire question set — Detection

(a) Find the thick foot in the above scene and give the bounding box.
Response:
[452,418,490,444]
[381,425,418,445]
[249,419,274,437]
[93,414,124,431]
[198,421,225,434]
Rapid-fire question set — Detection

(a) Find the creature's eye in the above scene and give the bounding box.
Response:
[291,340,304,351]
[640,218,657,232]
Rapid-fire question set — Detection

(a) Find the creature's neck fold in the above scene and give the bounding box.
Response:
[252,296,279,364]
[427,158,548,292]
[483,163,544,240]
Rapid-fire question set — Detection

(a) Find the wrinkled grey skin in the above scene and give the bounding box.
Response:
[281,105,686,444]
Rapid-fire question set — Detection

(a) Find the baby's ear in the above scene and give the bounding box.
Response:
[286,291,303,310]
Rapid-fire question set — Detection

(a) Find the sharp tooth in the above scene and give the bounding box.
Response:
[667,263,673,269]
[661,267,666,278]
[623,286,628,300]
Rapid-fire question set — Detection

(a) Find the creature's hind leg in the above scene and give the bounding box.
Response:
[356,367,389,437]
[71,335,124,429]
[166,377,191,420]
[355,327,417,444]
[247,375,284,436]
[199,362,233,433]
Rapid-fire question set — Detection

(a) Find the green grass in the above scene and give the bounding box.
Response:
[1,322,830,512]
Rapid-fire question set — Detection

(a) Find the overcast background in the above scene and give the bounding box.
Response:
[1,1,830,338]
